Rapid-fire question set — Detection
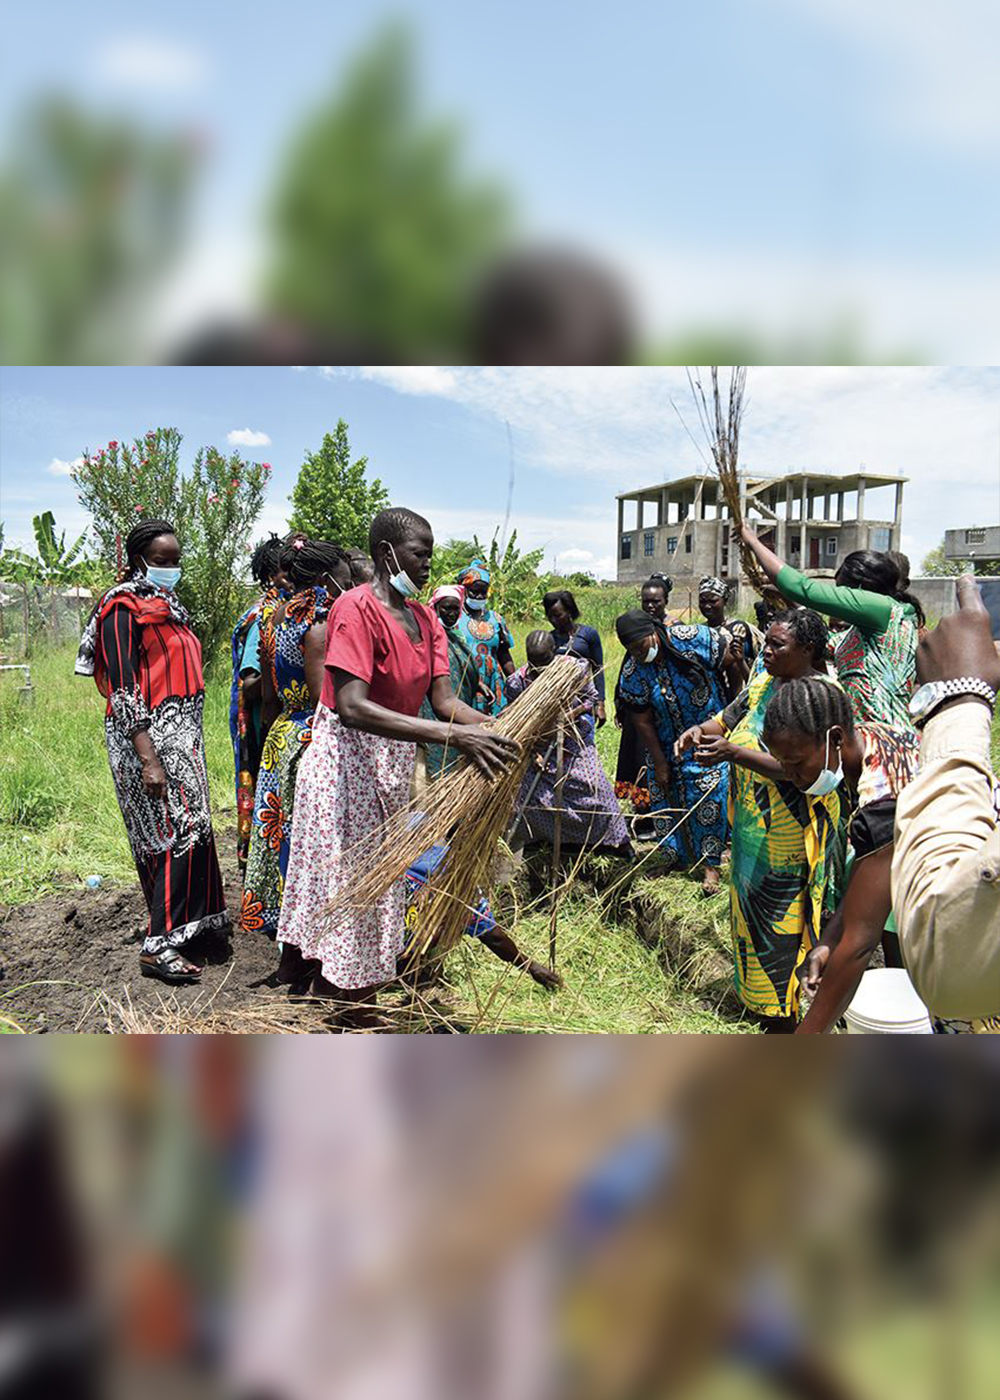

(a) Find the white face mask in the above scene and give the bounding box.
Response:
[142,557,181,591]
[643,641,659,665]
[383,542,419,599]
[465,593,487,611]
[803,729,844,797]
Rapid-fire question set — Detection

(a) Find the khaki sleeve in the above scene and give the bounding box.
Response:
[891,701,1000,1019]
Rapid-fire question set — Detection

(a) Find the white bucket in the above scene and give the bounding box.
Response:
[843,968,934,1035]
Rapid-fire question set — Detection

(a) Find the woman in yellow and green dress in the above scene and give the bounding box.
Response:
[677,608,846,1030]
[240,539,353,939]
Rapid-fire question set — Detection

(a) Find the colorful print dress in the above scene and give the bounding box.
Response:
[616,624,730,870]
[454,605,514,716]
[241,586,330,938]
[720,672,845,1019]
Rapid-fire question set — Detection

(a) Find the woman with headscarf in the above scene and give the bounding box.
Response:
[507,632,633,857]
[698,575,758,697]
[277,510,518,1023]
[75,520,228,983]
[739,526,921,730]
[614,608,737,891]
[230,535,291,876]
[454,558,515,715]
[240,538,353,943]
[614,574,673,835]
[418,585,491,781]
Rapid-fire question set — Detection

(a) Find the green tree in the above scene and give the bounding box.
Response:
[429,531,550,622]
[0,100,195,364]
[72,428,268,669]
[920,541,964,577]
[288,420,389,547]
[264,25,508,358]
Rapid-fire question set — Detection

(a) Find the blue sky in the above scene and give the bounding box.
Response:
[2,366,997,579]
[3,2,999,357]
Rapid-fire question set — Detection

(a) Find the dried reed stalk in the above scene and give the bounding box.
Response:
[686,367,768,592]
[324,655,588,959]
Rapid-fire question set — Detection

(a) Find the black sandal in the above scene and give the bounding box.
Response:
[140,948,202,984]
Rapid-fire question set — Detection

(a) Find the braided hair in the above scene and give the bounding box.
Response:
[762,676,854,746]
[278,538,352,590]
[768,608,829,668]
[250,534,284,587]
[125,519,176,574]
[643,572,673,599]
[837,549,925,628]
[368,508,431,562]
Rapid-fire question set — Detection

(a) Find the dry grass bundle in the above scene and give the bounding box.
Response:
[90,985,341,1034]
[686,366,768,593]
[326,654,588,959]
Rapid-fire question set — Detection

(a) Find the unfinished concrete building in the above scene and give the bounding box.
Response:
[615,469,906,588]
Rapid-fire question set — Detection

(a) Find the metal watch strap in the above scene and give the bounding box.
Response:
[919,677,997,729]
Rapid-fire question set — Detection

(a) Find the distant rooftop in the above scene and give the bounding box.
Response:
[617,467,908,500]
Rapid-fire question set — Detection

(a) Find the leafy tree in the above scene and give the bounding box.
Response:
[429,531,550,622]
[264,25,508,358]
[920,541,964,577]
[72,428,268,669]
[288,420,389,547]
[0,100,195,364]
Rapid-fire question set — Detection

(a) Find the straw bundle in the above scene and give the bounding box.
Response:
[325,654,588,960]
[687,366,767,592]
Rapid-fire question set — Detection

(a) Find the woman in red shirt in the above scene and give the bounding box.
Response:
[278,508,518,1021]
[75,520,228,983]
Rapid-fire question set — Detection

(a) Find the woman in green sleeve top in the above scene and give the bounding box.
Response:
[739,525,922,730]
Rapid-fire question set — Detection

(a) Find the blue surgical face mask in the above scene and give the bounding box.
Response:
[644,641,659,665]
[465,593,487,611]
[384,543,419,599]
[142,557,181,591]
[803,729,844,797]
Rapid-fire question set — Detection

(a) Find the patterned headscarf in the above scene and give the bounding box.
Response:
[699,575,728,599]
[456,557,490,587]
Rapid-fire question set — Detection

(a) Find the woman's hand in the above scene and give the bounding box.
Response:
[141,756,168,801]
[694,735,731,766]
[595,701,607,729]
[454,726,521,780]
[675,724,704,757]
[798,944,831,998]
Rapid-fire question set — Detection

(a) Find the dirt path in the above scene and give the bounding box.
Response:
[0,840,282,1033]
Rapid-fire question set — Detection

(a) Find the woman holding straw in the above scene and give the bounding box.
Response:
[739,525,921,730]
[614,608,736,892]
[676,609,843,1030]
[277,508,519,1021]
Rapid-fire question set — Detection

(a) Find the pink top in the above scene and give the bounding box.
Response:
[321,584,450,715]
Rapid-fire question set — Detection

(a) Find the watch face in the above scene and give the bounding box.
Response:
[908,681,942,718]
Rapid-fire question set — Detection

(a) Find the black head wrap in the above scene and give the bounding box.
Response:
[615,608,670,651]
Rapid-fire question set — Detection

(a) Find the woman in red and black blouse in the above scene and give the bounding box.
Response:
[75,520,228,982]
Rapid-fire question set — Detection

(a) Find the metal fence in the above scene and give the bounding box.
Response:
[0,583,93,659]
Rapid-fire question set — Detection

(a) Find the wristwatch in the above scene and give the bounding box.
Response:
[908,677,997,729]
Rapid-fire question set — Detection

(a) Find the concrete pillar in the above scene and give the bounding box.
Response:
[894,481,903,527]
[657,491,664,527]
[857,475,866,521]
[823,493,831,521]
[617,497,624,551]
[799,479,808,566]
[837,491,844,522]
[694,479,705,520]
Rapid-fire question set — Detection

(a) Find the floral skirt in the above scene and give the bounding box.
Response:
[241,709,313,937]
[277,705,416,990]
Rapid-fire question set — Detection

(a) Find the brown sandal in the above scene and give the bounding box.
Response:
[140,948,202,983]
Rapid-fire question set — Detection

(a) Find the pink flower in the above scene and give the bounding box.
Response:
[108,440,118,450]
[135,505,143,515]
[261,462,272,473]
[231,478,240,488]
[207,492,220,504]
[141,458,148,467]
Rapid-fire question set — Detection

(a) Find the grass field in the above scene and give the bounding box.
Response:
[4,590,998,1036]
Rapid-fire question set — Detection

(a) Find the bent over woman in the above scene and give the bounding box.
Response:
[75,520,228,983]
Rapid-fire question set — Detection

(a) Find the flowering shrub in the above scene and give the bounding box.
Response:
[73,428,268,670]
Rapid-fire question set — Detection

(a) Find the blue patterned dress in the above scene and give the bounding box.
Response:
[240,586,329,937]
[617,623,730,870]
[454,606,514,716]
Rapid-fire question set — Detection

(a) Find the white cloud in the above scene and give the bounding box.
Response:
[96,36,209,90]
[47,456,83,477]
[324,366,461,397]
[227,428,272,448]
[557,548,595,563]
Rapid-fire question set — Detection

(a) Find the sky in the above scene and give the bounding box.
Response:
[2,1,999,357]
[2,366,997,580]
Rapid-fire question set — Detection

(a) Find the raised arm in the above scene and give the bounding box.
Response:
[739,525,894,630]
